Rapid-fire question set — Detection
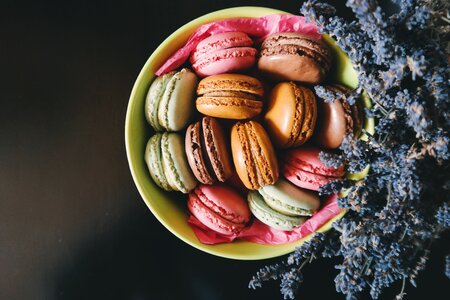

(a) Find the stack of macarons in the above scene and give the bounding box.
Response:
[143,29,364,237]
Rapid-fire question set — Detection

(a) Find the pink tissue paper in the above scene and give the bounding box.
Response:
[188,194,342,245]
[156,14,321,75]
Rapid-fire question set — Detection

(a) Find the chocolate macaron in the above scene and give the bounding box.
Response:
[258,33,331,84]
[314,84,364,149]
[264,82,317,149]
[231,120,279,190]
[196,74,264,119]
[185,116,233,184]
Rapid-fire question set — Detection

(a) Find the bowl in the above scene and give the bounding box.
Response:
[125,7,374,260]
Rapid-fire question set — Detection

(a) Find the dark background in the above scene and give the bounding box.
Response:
[0,0,448,299]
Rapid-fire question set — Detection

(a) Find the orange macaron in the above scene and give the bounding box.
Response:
[230,120,279,190]
[264,82,317,149]
[196,74,264,119]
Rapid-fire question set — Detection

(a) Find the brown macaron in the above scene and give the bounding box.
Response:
[258,32,331,84]
[314,84,364,149]
[196,74,264,119]
[264,82,317,149]
[185,117,233,184]
[231,120,279,190]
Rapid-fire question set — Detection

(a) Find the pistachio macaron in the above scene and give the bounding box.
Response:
[248,191,308,231]
[145,132,197,193]
[145,68,198,132]
[259,179,320,216]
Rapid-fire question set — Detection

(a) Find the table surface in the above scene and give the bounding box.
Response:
[1,1,448,299]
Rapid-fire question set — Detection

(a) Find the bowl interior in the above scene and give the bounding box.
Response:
[125,7,365,260]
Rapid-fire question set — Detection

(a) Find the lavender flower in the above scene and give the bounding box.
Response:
[251,0,450,299]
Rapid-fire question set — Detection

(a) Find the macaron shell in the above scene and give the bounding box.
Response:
[161,132,197,193]
[285,146,345,177]
[258,54,325,84]
[264,82,298,147]
[190,31,254,63]
[185,122,215,184]
[202,117,233,182]
[248,121,279,186]
[145,72,174,131]
[231,121,279,190]
[260,32,330,63]
[197,185,251,223]
[248,191,307,231]
[196,96,262,119]
[197,73,264,96]
[314,98,347,149]
[231,122,257,189]
[264,82,317,148]
[259,179,320,216]
[144,134,172,191]
[158,68,198,131]
[192,48,257,77]
[283,165,334,191]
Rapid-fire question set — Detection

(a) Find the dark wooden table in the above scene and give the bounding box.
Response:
[1,1,448,299]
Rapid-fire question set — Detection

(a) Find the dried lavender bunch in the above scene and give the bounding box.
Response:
[250,1,449,299]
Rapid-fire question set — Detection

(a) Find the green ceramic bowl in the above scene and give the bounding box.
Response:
[125,7,374,260]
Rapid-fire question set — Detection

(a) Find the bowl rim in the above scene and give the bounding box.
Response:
[125,6,373,260]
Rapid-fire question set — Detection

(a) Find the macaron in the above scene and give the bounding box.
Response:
[188,185,251,235]
[196,74,264,119]
[257,32,331,84]
[190,32,257,77]
[264,82,317,149]
[185,116,233,184]
[231,120,279,190]
[283,146,345,191]
[248,190,307,231]
[145,68,198,131]
[258,179,320,216]
[314,84,364,149]
[145,132,197,193]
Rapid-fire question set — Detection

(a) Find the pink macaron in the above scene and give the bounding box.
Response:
[282,146,345,191]
[190,32,257,77]
[187,184,251,235]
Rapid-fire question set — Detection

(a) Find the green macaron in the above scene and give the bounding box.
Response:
[248,191,307,231]
[145,68,198,132]
[145,132,197,193]
[259,179,320,216]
